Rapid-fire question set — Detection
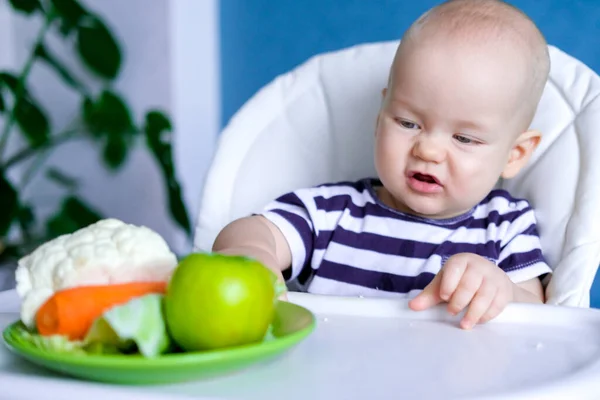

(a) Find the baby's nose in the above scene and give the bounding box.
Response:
[412,135,446,163]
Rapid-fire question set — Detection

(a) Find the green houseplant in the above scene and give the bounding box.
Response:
[0,0,192,264]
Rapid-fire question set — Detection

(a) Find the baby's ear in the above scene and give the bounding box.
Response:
[501,130,542,179]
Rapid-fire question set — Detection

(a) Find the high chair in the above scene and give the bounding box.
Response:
[193,41,600,308]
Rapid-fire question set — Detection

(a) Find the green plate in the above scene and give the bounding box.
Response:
[2,301,315,385]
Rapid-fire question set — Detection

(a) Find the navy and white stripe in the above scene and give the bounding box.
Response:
[261,179,551,297]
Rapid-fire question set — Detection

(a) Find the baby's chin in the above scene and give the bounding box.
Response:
[378,185,471,219]
[394,195,469,220]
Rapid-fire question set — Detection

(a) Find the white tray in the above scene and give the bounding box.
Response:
[2,289,600,400]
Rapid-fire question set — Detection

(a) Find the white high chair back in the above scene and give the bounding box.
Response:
[194,41,600,307]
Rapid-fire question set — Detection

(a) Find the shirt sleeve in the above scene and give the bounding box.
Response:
[259,190,315,281]
[497,205,552,283]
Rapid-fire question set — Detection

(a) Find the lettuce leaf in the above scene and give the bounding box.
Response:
[84,293,172,357]
[10,322,87,355]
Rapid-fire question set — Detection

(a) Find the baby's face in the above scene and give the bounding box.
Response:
[375,38,531,218]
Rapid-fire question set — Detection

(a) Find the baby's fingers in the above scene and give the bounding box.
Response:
[439,257,469,301]
[447,269,483,316]
[479,293,511,324]
[460,281,496,329]
[409,272,443,311]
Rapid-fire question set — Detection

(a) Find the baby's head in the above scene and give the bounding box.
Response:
[374,0,550,218]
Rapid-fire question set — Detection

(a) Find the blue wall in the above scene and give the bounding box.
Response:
[220,0,600,306]
[220,0,600,125]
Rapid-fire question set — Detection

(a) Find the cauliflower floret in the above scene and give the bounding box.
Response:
[15,218,178,329]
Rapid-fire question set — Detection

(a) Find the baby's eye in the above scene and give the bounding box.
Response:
[397,119,420,130]
[454,134,474,144]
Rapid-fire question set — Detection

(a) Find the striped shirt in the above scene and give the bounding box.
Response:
[260,179,551,298]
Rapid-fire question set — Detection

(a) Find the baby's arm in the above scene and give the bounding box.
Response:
[212,215,292,284]
[514,277,544,303]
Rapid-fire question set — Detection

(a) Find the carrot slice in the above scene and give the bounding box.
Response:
[35,281,167,340]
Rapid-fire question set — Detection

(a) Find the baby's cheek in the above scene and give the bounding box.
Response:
[451,158,496,196]
[376,136,406,172]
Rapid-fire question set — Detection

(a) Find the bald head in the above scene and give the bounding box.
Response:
[396,0,550,129]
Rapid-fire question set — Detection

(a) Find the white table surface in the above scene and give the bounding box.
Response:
[2,289,600,400]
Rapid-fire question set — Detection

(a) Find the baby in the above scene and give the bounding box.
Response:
[213,0,552,329]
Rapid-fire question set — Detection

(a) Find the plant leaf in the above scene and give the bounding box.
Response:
[0,72,45,145]
[35,43,86,94]
[0,244,21,264]
[50,0,88,36]
[0,90,5,112]
[0,173,19,236]
[14,96,50,148]
[0,72,21,93]
[76,16,121,79]
[46,196,103,237]
[46,167,79,189]
[103,132,128,170]
[81,91,135,169]
[82,90,134,137]
[144,111,191,236]
[17,205,35,230]
[8,0,42,15]
[81,96,100,137]
[16,204,36,241]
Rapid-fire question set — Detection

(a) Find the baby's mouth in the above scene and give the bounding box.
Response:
[411,172,441,185]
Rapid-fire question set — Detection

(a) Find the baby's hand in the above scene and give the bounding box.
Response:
[408,253,514,329]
